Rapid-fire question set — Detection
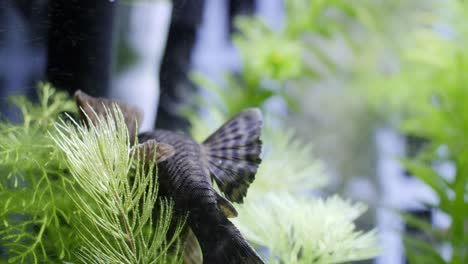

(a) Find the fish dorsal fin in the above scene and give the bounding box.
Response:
[74,90,143,145]
[215,192,238,218]
[202,108,263,203]
[131,140,175,163]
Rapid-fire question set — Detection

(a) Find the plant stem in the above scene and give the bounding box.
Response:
[114,192,136,255]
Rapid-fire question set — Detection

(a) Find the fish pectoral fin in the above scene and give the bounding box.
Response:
[183,228,202,264]
[215,192,238,218]
[154,142,175,163]
[74,90,143,145]
[192,217,265,264]
[202,108,263,203]
[131,139,175,163]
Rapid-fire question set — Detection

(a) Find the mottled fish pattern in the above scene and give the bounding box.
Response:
[75,90,265,264]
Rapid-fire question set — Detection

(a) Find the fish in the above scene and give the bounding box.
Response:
[74,90,265,264]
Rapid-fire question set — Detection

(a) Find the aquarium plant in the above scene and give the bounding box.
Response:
[0,84,184,264]
[361,1,468,263]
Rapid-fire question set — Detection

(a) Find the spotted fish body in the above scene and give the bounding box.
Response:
[139,130,217,219]
[75,91,265,264]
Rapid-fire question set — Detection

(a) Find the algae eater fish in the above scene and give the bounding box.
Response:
[75,90,265,264]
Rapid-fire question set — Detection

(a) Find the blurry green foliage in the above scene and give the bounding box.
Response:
[191,0,372,117]
[193,0,435,117]
[114,34,139,74]
[234,18,304,82]
[362,1,468,263]
[250,129,327,194]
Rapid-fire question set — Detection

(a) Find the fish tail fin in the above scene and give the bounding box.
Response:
[202,108,263,203]
[193,216,264,264]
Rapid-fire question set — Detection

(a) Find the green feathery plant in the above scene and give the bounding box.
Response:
[233,194,379,264]
[0,85,184,263]
[231,127,380,264]
[54,105,184,264]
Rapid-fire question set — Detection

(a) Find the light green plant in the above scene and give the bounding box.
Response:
[234,17,304,82]
[233,193,379,264]
[54,105,184,264]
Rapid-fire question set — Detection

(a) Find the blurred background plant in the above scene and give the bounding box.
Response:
[358,1,468,263]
